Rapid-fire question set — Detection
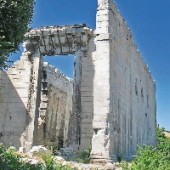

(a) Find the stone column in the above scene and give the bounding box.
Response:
[91,0,113,163]
[69,50,83,149]
[79,38,95,151]
[22,36,43,151]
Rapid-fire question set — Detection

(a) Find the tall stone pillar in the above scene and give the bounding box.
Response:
[25,50,42,151]
[91,0,114,163]
[69,50,83,149]
[23,39,43,151]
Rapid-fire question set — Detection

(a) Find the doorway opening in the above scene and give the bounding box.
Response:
[38,54,76,148]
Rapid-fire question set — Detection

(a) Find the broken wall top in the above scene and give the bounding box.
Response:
[96,0,155,84]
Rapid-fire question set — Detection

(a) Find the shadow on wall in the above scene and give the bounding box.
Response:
[79,37,95,151]
[0,71,31,149]
[67,37,96,151]
[34,62,73,148]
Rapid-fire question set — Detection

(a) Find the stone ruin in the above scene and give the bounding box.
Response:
[0,0,156,163]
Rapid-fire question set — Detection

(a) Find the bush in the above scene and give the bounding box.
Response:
[0,144,74,170]
[73,147,91,164]
[121,128,170,170]
[0,144,42,170]
[37,152,74,170]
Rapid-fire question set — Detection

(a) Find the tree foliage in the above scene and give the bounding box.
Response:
[0,0,34,68]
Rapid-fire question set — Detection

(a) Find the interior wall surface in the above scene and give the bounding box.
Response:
[36,63,73,148]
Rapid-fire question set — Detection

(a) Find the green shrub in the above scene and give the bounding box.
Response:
[0,144,42,170]
[121,128,170,170]
[73,147,91,164]
[120,161,130,170]
[35,151,75,170]
[0,144,74,170]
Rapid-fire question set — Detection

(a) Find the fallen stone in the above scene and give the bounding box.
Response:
[29,145,48,155]
[20,158,40,165]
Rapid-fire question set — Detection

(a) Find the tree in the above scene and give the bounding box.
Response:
[0,0,34,68]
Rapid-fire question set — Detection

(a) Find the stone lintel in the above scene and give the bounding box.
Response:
[24,25,93,56]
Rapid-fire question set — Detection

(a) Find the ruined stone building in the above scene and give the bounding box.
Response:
[0,0,156,162]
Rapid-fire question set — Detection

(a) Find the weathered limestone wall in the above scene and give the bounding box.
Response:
[79,38,95,151]
[91,0,156,162]
[109,1,156,159]
[0,52,32,149]
[66,45,95,151]
[36,63,73,148]
[91,0,113,162]
[0,5,156,162]
[0,51,73,151]
[25,25,93,150]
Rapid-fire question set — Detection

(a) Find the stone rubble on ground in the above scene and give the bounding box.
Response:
[29,145,48,154]
[20,158,40,165]
[20,146,122,170]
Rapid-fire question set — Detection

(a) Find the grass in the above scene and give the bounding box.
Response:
[72,147,91,164]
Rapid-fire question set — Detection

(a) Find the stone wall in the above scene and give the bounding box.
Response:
[24,25,93,150]
[78,38,95,151]
[0,0,157,163]
[36,63,73,148]
[0,54,73,151]
[0,53,32,149]
[109,1,156,159]
[91,0,156,162]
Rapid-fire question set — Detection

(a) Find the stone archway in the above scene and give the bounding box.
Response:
[23,25,95,151]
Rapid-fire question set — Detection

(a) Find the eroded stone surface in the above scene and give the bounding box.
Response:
[0,54,32,149]
[25,25,93,56]
[91,0,156,162]
[0,0,156,163]
[36,63,73,147]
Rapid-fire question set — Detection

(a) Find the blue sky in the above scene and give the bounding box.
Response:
[11,0,170,130]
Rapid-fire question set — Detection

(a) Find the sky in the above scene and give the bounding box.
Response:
[11,0,170,130]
